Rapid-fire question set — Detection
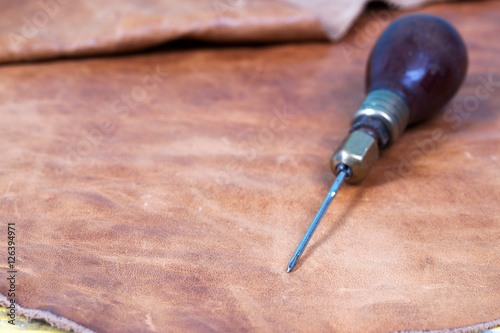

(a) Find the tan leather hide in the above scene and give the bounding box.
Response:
[0,0,499,332]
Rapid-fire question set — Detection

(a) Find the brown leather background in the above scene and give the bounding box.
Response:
[0,1,499,332]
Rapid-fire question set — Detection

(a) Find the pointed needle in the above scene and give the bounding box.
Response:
[287,168,348,273]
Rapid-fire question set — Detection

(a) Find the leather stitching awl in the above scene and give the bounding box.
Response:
[287,14,468,273]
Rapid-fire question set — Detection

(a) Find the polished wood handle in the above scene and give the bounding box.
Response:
[366,14,468,125]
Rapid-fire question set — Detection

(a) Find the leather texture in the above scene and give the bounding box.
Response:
[0,1,499,332]
[0,0,454,64]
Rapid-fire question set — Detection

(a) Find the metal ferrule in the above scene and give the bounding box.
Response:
[331,130,379,183]
[353,89,410,143]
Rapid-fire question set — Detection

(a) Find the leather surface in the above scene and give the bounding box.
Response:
[0,0,453,64]
[0,1,499,332]
[0,0,324,64]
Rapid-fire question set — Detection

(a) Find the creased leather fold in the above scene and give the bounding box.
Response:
[0,0,452,64]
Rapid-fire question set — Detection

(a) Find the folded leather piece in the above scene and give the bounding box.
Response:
[0,0,452,64]
[285,0,452,40]
[0,1,499,332]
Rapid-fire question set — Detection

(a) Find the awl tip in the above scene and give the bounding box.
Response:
[287,255,298,273]
[286,167,348,273]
